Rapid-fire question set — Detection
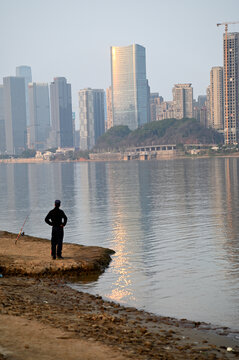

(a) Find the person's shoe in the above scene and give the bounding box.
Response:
[57,256,64,259]
[52,256,56,260]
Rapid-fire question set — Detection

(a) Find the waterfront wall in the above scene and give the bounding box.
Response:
[89,149,185,161]
[89,152,123,161]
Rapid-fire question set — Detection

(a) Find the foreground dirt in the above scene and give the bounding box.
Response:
[1,277,239,360]
[0,232,239,359]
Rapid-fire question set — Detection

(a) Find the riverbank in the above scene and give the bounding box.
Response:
[0,231,114,277]
[1,151,239,163]
[0,232,239,359]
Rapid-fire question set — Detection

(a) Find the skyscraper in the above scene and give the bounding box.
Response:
[172,84,193,119]
[210,67,224,130]
[79,88,105,150]
[106,86,113,130]
[198,95,207,108]
[157,101,174,120]
[3,77,27,155]
[223,32,239,144]
[149,93,164,122]
[110,44,149,130]
[0,85,6,153]
[206,85,211,128]
[16,66,32,126]
[50,77,73,148]
[28,83,51,150]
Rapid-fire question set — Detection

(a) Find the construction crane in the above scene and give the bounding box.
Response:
[217,21,239,144]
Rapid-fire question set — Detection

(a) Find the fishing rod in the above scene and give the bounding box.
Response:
[15,214,29,245]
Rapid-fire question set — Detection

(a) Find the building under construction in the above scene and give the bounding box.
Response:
[223,30,239,144]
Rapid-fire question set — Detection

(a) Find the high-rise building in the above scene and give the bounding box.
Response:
[198,107,208,128]
[16,66,32,126]
[149,93,164,122]
[157,101,174,120]
[0,85,6,153]
[206,85,211,128]
[3,77,27,155]
[223,32,239,144]
[193,95,209,128]
[198,95,207,108]
[106,86,113,130]
[28,83,51,150]
[50,77,73,148]
[110,44,149,130]
[172,83,193,119]
[79,88,105,150]
[210,67,224,130]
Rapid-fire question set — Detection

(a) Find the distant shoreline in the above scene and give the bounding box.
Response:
[0,158,88,164]
[1,151,239,164]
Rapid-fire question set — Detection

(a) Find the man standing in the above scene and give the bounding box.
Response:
[45,200,67,260]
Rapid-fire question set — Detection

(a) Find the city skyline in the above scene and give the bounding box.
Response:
[1,0,239,115]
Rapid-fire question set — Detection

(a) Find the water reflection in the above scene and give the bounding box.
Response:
[106,163,143,303]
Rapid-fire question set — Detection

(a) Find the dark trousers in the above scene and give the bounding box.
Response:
[51,226,64,258]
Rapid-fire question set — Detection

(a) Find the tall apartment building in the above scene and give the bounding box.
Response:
[210,67,224,130]
[172,83,193,119]
[106,86,113,130]
[79,88,105,150]
[157,101,174,120]
[0,85,5,152]
[223,32,239,144]
[206,85,211,127]
[193,95,208,128]
[198,95,207,108]
[110,44,149,130]
[28,83,51,150]
[16,66,32,126]
[3,77,27,155]
[150,93,164,122]
[50,77,73,148]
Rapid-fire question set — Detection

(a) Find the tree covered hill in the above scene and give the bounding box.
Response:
[94,118,224,151]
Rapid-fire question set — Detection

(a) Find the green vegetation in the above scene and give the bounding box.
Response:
[50,149,89,160]
[20,149,36,158]
[70,150,89,160]
[94,118,224,152]
[45,148,57,153]
[0,154,12,159]
[95,125,131,151]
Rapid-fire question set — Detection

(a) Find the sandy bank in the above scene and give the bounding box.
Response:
[0,231,114,277]
[1,232,239,359]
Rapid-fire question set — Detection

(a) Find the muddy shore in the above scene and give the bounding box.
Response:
[0,232,239,359]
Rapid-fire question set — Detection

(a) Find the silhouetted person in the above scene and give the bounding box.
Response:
[45,200,67,260]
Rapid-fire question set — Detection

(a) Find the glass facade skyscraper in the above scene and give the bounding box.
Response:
[3,77,27,155]
[50,77,73,148]
[110,44,149,130]
[0,85,6,153]
[79,88,105,150]
[16,66,32,126]
[28,83,51,150]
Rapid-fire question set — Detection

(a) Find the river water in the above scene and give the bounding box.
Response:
[0,158,239,330]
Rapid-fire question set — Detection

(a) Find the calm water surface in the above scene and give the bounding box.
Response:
[0,158,239,330]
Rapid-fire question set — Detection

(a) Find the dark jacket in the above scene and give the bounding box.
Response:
[45,207,67,227]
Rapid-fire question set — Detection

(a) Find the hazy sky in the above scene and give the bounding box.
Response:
[1,0,239,117]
